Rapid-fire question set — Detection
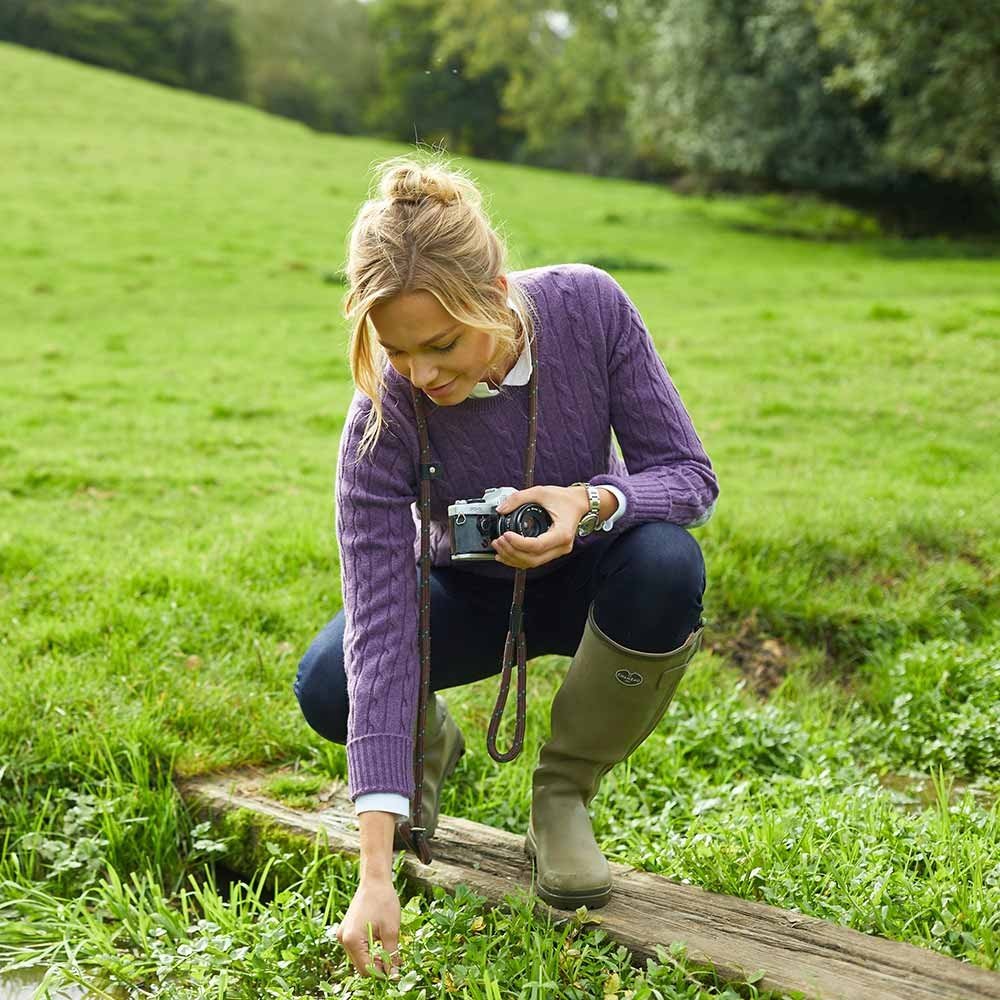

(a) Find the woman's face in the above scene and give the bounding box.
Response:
[369,282,514,405]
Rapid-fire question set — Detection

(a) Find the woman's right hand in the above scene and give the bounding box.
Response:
[336,877,402,978]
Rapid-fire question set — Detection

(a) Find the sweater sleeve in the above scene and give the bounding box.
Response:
[335,389,421,802]
[583,267,720,531]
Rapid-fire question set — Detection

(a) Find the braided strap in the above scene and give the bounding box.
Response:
[398,299,538,859]
[406,387,437,865]
[486,576,529,761]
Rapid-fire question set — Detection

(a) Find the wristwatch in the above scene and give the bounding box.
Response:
[571,481,603,536]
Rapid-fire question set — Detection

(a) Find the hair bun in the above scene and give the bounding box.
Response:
[376,156,480,209]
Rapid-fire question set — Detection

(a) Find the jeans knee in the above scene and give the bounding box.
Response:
[293,635,348,745]
[593,522,706,652]
[615,521,705,602]
[292,652,310,705]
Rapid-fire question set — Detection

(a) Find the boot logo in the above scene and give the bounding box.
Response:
[615,669,643,686]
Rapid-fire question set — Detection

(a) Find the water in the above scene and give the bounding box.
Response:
[0,969,86,1000]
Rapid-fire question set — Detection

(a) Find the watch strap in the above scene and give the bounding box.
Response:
[571,481,603,535]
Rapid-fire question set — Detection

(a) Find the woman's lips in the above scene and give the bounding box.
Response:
[426,377,457,397]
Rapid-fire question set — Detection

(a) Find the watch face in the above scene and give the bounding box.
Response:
[577,513,599,536]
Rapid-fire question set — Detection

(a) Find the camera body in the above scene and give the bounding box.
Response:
[448,486,553,561]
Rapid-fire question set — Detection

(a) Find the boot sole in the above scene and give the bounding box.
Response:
[523,827,613,910]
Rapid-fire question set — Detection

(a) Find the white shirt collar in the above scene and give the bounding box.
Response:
[466,296,532,398]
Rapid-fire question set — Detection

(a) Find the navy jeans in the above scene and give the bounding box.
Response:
[294,521,706,745]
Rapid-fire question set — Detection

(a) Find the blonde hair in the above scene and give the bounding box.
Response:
[342,152,537,461]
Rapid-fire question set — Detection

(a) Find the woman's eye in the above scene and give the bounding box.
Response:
[386,338,458,359]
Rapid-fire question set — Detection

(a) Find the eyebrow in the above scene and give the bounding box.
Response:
[378,325,459,351]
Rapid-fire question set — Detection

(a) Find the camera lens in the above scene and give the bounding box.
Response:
[505,503,552,539]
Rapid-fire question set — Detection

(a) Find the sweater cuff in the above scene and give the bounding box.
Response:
[587,473,670,532]
[347,734,414,800]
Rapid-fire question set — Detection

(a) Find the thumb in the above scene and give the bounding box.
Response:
[497,489,529,513]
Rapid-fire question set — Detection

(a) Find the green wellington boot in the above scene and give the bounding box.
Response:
[394,692,466,850]
[525,603,704,909]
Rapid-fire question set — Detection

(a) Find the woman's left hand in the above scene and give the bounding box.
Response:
[491,485,588,570]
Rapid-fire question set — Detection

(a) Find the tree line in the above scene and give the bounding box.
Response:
[4,0,998,234]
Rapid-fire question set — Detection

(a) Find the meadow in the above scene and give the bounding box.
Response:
[1,40,998,999]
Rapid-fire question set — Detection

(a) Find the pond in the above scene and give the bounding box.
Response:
[0,969,86,1000]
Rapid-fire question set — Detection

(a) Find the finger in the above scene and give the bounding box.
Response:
[347,941,372,977]
[493,537,534,569]
[374,944,399,978]
[377,944,399,977]
[360,924,383,978]
[503,531,543,553]
[364,945,390,978]
[384,935,399,968]
[503,531,563,557]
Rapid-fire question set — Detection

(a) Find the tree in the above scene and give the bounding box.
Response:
[0,0,245,99]
[172,0,245,100]
[626,0,888,192]
[814,0,1000,186]
[231,0,377,134]
[434,0,646,175]
[364,0,517,159]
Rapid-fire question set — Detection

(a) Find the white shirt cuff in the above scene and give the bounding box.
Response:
[685,498,717,528]
[355,792,410,820]
[599,485,627,530]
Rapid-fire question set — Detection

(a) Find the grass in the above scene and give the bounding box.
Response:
[1,39,999,998]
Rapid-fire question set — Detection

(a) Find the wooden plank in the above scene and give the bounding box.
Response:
[178,770,1000,1000]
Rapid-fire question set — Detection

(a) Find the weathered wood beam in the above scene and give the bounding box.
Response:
[178,770,1000,1000]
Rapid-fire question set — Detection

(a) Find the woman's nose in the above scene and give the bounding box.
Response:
[410,359,440,387]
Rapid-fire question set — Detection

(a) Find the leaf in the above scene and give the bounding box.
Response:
[400,894,423,929]
[574,905,603,925]
[397,969,421,992]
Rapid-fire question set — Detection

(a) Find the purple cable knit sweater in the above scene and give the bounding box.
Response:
[334,263,720,801]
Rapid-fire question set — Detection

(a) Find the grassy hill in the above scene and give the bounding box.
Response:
[1,40,998,996]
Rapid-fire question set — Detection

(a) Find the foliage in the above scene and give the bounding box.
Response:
[434,0,642,174]
[230,0,379,135]
[814,0,1000,186]
[363,0,516,159]
[853,633,1000,776]
[628,0,888,192]
[0,0,245,98]
[3,0,998,230]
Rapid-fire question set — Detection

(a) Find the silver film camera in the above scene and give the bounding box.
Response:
[448,486,553,561]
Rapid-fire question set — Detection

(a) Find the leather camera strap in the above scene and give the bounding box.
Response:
[397,319,539,864]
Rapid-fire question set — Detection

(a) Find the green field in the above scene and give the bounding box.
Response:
[1,40,998,999]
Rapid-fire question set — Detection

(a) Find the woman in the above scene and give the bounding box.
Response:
[294,154,719,978]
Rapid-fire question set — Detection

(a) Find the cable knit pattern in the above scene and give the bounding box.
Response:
[334,263,720,801]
